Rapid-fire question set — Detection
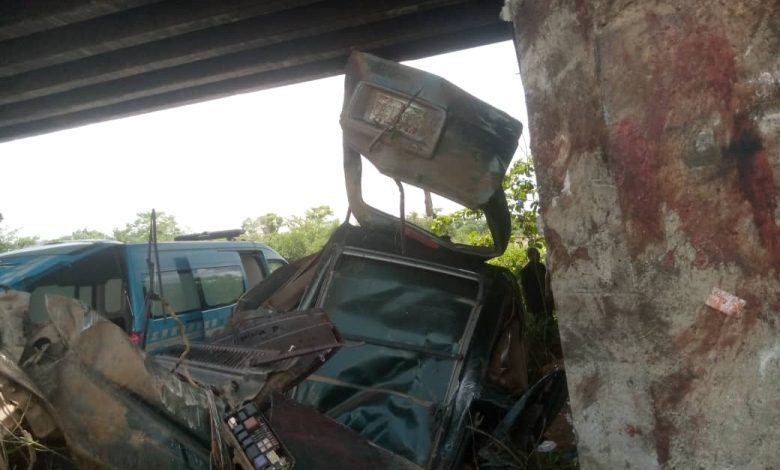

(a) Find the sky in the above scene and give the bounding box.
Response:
[0,40,529,240]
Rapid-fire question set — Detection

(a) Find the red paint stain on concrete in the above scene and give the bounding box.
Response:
[574,0,592,42]
[673,305,751,358]
[650,366,701,465]
[659,26,778,272]
[607,17,778,273]
[649,27,737,265]
[608,119,665,247]
[576,371,602,409]
[544,228,593,270]
[651,408,674,465]
[624,424,642,437]
[663,27,737,114]
[728,115,780,268]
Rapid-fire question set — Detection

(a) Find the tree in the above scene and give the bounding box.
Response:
[502,158,542,248]
[403,158,542,275]
[0,214,38,253]
[53,228,111,241]
[242,213,283,236]
[112,211,184,242]
[406,212,433,231]
[277,206,339,261]
[423,190,434,218]
[243,206,340,262]
[429,208,486,241]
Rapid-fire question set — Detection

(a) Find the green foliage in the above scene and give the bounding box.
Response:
[405,212,433,231]
[524,309,563,381]
[242,213,284,235]
[112,211,184,242]
[409,158,542,274]
[0,228,38,253]
[53,228,111,241]
[243,205,339,262]
[0,214,39,253]
[503,157,543,248]
[428,208,487,241]
[489,242,528,278]
[4,157,542,265]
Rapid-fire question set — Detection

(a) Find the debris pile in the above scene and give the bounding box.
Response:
[0,291,416,469]
[0,52,569,470]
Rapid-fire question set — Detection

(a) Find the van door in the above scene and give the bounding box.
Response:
[193,250,250,339]
[140,251,205,351]
[137,247,261,350]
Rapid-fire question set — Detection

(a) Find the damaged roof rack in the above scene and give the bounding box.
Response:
[174,229,245,241]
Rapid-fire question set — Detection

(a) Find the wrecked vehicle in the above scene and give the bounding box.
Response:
[0,290,419,469]
[0,52,564,470]
[234,52,566,469]
[0,236,286,350]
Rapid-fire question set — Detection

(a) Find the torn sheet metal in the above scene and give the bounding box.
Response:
[0,290,28,361]
[267,394,423,470]
[342,51,522,209]
[153,309,341,406]
[4,293,224,469]
[0,290,410,469]
[341,51,522,259]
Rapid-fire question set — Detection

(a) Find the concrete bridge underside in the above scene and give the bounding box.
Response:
[0,0,508,143]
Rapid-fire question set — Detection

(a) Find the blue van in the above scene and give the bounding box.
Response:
[0,240,286,350]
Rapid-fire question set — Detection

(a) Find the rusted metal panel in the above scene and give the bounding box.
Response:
[153,309,342,405]
[342,51,521,208]
[267,395,423,470]
[0,291,338,469]
[1,293,221,469]
[342,51,521,258]
[0,291,392,469]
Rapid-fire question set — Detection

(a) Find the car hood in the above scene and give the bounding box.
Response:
[340,52,522,259]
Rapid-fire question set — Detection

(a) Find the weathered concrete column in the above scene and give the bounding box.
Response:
[507,1,779,468]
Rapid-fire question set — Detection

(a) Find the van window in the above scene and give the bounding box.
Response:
[104,279,123,314]
[26,247,128,329]
[197,266,244,308]
[78,286,93,305]
[29,285,75,323]
[267,259,286,273]
[239,253,264,287]
[143,249,246,316]
[145,269,201,317]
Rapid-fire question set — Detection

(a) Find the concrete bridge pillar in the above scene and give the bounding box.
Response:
[507,1,779,467]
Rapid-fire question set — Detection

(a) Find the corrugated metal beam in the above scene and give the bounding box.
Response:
[0,0,160,40]
[0,0,463,106]
[0,0,323,77]
[0,0,510,142]
[0,22,509,143]
[0,1,503,129]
